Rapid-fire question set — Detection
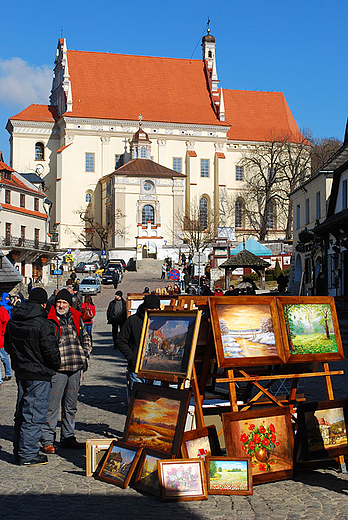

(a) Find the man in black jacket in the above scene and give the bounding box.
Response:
[117,294,160,400]
[4,288,60,466]
[107,290,127,349]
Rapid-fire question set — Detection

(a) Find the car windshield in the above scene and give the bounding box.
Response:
[81,279,97,285]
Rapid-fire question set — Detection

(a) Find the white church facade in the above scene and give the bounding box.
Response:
[6,31,305,259]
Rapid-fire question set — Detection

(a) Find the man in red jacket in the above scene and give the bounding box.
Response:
[41,289,91,453]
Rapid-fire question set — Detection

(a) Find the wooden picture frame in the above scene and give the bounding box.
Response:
[96,441,142,488]
[135,310,202,382]
[223,407,294,484]
[177,295,210,309]
[133,448,173,496]
[181,425,221,459]
[205,456,253,495]
[85,438,117,477]
[209,296,286,368]
[127,293,174,317]
[296,399,348,460]
[123,383,191,455]
[276,296,344,363]
[157,459,208,501]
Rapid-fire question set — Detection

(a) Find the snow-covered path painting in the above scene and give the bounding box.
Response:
[217,304,277,359]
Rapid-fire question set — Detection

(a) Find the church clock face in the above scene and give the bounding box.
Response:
[143,180,154,192]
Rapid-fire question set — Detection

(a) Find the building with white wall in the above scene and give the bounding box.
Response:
[6,32,305,257]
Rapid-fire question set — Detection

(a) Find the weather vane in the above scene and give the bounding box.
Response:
[207,17,211,33]
[138,114,144,126]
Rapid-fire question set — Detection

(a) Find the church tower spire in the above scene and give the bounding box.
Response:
[130,116,152,159]
[202,27,223,120]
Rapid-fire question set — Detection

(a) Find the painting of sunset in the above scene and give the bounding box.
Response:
[216,304,277,359]
[124,391,181,453]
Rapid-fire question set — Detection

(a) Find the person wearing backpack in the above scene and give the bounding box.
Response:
[81,295,96,338]
[107,290,127,350]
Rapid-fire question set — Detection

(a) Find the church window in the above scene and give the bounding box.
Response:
[235,166,244,181]
[35,142,44,161]
[115,154,124,169]
[201,159,209,178]
[235,199,244,228]
[106,181,111,196]
[143,181,154,192]
[208,51,212,58]
[85,153,95,172]
[199,196,208,229]
[140,147,147,158]
[173,157,182,173]
[86,192,92,203]
[142,205,154,225]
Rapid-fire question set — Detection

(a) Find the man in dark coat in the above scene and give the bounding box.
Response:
[116,294,160,400]
[107,290,127,349]
[4,288,60,466]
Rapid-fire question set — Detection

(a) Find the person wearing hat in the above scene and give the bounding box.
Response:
[41,288,92,453]
[117,294,160,400]
[4,288,60,466]
[107,290,127,350]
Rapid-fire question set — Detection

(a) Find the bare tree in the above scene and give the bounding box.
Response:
[173,197,216,255]
[67,208,125,251]
[309,136,342,174]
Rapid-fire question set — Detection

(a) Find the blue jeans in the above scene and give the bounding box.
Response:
[14,379,51,463]
[84,323,92,337]
[126,371,145,402]
[0,348,12,382]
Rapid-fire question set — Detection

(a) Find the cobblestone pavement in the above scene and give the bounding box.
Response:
[1,265,348,520]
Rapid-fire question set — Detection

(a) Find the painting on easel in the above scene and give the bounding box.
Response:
[276,296,344,363]
[209,296,286,367]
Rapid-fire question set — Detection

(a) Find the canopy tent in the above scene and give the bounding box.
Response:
[219,249,271,290]
[229,237,272,257]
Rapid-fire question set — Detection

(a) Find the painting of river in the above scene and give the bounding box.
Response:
[216,304,277,359]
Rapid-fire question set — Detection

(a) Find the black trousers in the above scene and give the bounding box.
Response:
[112,322,124,349]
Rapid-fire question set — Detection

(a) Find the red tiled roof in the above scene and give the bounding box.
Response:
[0,161,15,172]
[57,143,73,153]
[215,152,226,158]
[10,104,58,123]
[101,158,185,181]
[187,150,197,157]
[1,203,47,219]
[65,51,224,126]
[223,89,303,143]
[1,171,41,195]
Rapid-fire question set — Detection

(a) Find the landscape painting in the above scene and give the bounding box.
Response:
[134,449,172,496]
[97,442,142,488]
[297,400,348,459]
[223,407,294,484]
[123,384,191,455]
[206,457,252,495]
[209,297,285,367]
[136,311,201,380]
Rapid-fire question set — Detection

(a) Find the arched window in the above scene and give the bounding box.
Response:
[199,196,208,229]
[142,205,154,225]
[35,142,44,161]
[235,199,244,228]
[140,146,147,158]
[85,192,92,204]
[266,202,275,229]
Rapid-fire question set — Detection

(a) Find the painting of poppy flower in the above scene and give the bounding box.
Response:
[222,407,294,484]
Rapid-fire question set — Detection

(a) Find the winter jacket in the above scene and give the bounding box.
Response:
[4,300,61,381]
[0,305,10,348]
[81,302,96,324]
[0,292,12,317]
[107,298,127,324]
[116,303,146,371]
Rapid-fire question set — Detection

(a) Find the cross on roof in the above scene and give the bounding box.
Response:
[138,114,144,126]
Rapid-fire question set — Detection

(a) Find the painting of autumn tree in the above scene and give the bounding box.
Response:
[283,304,338,355]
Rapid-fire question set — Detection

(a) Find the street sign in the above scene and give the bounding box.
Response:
[194,265,205,277]
[65,254,73,262]
[67,249,72,254]
[53,269,63,275]
[168,269,180,281]
[75,249,80,256]
[101,250,107,257]
[193,252,207,264]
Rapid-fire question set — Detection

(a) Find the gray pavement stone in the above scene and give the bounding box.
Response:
[1,267,348,519]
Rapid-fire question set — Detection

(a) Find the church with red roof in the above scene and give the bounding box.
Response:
[6,32,305,257]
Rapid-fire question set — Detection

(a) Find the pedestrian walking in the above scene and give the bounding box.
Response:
[41,289,92,452]
[81,295,96,338]
[4,288,60,466]
[117,294,160,400]
[161,262,166,280]
[107,290,127,349]
[0,304,11,385]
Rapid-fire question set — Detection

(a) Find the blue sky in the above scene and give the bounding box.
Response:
[0,0,346,163]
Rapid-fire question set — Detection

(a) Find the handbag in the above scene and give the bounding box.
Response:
[81,306,93,322]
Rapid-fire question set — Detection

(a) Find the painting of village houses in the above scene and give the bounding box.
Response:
[139,314,198,376]
[210,299,285,366]
[97,442,141,488]
[304,407,348,452]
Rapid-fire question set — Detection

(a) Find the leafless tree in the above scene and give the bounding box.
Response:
[309,135,342,174]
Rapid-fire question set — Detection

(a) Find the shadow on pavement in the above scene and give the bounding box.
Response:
[294,469,348,494]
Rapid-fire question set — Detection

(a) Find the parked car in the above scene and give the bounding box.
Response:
[105,259,125,272]
[101,269,115,284]
[79,277,101,295]
[104,263,123,281]
[75,262,100,273]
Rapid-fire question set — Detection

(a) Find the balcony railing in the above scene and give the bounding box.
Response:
[0,237,51,251]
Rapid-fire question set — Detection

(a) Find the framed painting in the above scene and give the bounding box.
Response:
[123,383,191,455]
[209,296,286,368]
[222,407,294,484]
[96,441,142,488]
[181,425,221,459]
[177,295,210,309]
[297,399,348,460]
[127,294,174,316]
[85,438,117,477]
[133,448,173,496]
[157,459,208,501]
[135,310,202,382]
[276,296,344,363]
[205,456,253,495]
